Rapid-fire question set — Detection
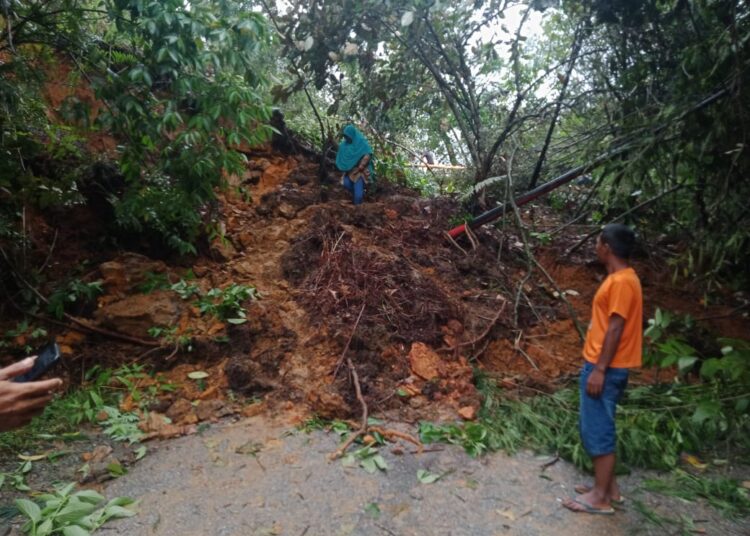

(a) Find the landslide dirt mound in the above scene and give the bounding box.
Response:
[5,139,750,430]
[234,153,526,421]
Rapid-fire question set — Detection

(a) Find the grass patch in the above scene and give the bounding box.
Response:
[419,370,750,520]
[643,469,750,518]
[420,371,750,472]
[630,499,703,535]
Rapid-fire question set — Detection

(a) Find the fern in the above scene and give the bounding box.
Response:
[460,174,508,201]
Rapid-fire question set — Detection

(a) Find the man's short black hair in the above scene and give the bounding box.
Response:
[600,224,636,259]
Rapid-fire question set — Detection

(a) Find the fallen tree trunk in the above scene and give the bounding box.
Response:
[447,87,728,239]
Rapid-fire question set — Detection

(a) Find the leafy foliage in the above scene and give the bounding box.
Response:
[271,0,580,188]
[169,279,259,323]
[644,469,750,519]
[16,483,136,536]
[0,364,169,452]
[340,445,388,474]
[420,367,750,471]
[568,0,750,286]
[0,462,33,493]
[0,0,274,257]
[0,321,49,355]
[197,284,259,324]
[47,280,103,320]
[99,407,144,444]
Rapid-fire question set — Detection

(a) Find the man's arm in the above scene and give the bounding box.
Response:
[586,313,625,397]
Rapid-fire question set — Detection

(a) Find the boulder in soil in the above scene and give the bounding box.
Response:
[409,342,441,380]
[99,253,169,296]
[94,290,182,339]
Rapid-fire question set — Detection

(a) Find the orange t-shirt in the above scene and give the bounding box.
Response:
[583,267,643,368]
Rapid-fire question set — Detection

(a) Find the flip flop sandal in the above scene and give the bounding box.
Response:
[573,484,626,504]
[563,498,615,515]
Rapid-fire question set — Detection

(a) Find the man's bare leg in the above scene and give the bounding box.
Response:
[563,453,615,512]
[575,475,622,501]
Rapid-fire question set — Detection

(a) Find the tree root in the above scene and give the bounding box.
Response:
[330,303,369,460]
[369,426,423,452]
[444,231,468,256]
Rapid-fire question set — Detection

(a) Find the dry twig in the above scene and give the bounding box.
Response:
[330,354,369,460]
[513,331,539,371]
[444,231,468,256]
[333,303,366,379]
[369,426,422,451]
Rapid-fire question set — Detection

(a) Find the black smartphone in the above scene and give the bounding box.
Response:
[12,342,61,383]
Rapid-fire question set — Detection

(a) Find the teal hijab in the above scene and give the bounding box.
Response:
[336,125,374,175]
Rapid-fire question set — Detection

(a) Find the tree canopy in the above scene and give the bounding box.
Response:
[1,0,748,286]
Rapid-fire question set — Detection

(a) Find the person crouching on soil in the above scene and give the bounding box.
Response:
[562,223,642,516]
[335,124,374,205]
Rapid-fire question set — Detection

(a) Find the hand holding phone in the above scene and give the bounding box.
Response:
[0,346,63,432]
[12,343,61,383]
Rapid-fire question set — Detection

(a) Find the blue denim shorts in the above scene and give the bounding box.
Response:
[579,362,629,457]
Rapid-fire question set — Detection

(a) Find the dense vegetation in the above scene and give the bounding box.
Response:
[1,1,747,285]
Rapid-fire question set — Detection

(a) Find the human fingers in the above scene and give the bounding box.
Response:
[0,356,36,381]
[12,393,54,413]
[586,378,602,398]
[14,378,63,398]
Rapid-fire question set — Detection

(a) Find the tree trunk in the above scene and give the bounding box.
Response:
[439,131,459,166]
[528,28,583,189]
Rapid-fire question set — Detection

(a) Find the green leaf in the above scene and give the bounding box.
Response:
[417,469,442,484]
[692,400,721,425]
[700,358,722,379]
[107,462,127,477]
[364,502,380,518]
[74,489,105,505]
[105,496,136,508]
[103,505,137,519]
[360,457,378,474]
[56,501,98,524]
[37,518,54,536]
[62,526,91,536]
[187,371,209,380]
[677,356,698,373]
[15,498,41,523]
[135,446,147,461]
[372,455,388,471]
[74,513,96,530]
[341,453,357,468]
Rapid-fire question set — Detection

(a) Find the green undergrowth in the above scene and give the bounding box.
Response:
[420,372,750,470]
[419,370,750,518]
[0,364,172,453]
[643,469,750,518]
[0,368,151,534]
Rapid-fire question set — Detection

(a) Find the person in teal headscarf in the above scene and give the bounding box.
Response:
[335,124,374,205]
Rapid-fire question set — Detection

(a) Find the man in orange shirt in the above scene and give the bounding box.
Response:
[563,224,642,515]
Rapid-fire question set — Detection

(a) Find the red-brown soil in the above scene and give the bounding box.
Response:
[2,142,749,429]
